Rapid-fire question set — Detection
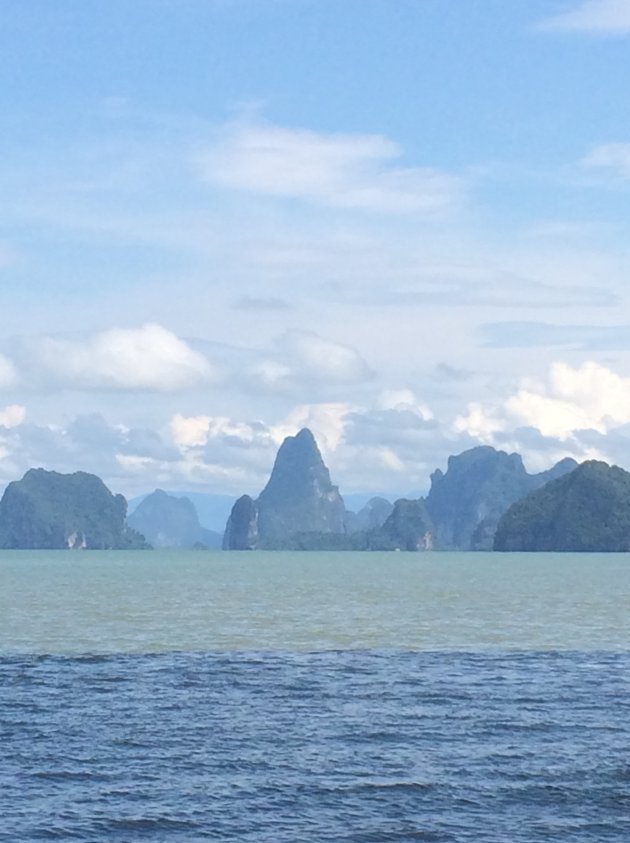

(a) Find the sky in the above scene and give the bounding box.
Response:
[0,0,630,501]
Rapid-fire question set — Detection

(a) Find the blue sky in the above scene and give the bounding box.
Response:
[0,0,629,499]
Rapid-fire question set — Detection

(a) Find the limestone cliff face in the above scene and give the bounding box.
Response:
[223,429,346,549]
[426,447,578,551]
[373,498,433,551]
[0,468,148,550]
[222,495,259,550]
[128,489,221,549]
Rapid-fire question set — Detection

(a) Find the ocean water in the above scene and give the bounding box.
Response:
[2,551,630,841]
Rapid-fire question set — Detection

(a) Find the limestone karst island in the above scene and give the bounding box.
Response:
[0,427,629,552]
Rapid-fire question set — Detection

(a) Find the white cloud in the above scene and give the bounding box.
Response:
[455,362,630,455]
[170,413,213,448]
[506,361,630,437]
[270,403,351,452]
[277,331,372,384]
[247,359,294,389]
[582,142,630,180]
[170,413,267,450]
[376,388,434,420]
[540,0,630,34]
[0,405,26,429]
[453,402,506,442]
[28,324,216,392]
[198,120,465,214]
[244,330,373,392]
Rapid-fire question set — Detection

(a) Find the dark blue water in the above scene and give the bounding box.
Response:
[2,650,630,842]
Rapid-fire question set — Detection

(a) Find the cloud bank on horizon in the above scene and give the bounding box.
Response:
[0,0,629,498]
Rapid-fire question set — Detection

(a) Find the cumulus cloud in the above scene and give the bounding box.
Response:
[244,330,373,392]
[22,324,216,392]
[0,410,185,492]
[170,413,272,450]
[278,331,372,384]
[198,119,465,214]
[0,325,370,400]
[453,361,630,473]
[270,403,351,453]
[10,364,630,503]
[376,388,434,419]
[166,397,440,496]
[453,402,506,443]
[505,361,630,438]
[540,0,630,34]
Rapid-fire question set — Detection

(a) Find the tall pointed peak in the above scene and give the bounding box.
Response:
[282,427,318,454]
[267,427,325,477]
[262,427,327,494]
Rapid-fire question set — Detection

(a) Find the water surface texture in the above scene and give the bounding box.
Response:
[1,550,629,652]
[2,552,630,842]
[2,650,630,842]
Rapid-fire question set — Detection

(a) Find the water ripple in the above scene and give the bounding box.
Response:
[1,651,630,841]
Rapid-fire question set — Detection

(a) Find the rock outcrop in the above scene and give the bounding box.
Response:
[223,429,346,549]
[369,498,433,551]
[128,489,221,549]
[222,495,259,550]
[0,468,148,549]
[425,446,578,550]
[494,460,630,552]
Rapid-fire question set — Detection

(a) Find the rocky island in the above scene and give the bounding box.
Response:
[223,428,346,549]
[494,460,630,552]
[425,447,578,551]
[0,468,148,550]
[223,430,581,551]
[2,436,628,554]
[128,489,222,549]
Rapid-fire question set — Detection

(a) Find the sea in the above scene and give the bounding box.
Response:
[1,550,630,842]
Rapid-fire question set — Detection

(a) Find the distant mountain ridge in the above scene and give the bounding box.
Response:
[0,440,594,552]
[128,489,222,549]
[128,490,234,533]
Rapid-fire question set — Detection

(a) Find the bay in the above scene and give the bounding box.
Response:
[3,551,630,841]
[1,550,629,654]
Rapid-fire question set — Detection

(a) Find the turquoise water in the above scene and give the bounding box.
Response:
[1,550,629,653]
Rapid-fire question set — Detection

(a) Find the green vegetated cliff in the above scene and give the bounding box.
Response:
[4,443,621,553]
[128,489,222,549]
[223,430,585,552]
[0,468,148,549]
[368,498,433,551]
[425,447,577,550]
[494,460,630,552]
[223,428,427,551]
